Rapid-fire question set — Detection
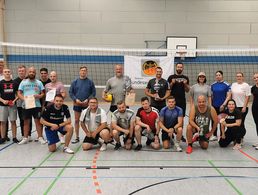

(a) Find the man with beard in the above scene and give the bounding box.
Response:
[18,67,47,145]
[186,95,218,154]
[102,64,132,112]
[145,67,170,111]
[167,62,190,117]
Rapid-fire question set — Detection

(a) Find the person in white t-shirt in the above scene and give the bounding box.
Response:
[80,97,112,151]
[231,72,251,138]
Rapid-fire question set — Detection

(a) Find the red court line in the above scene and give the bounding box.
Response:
[91,149,102,194]
[239,149,258,163]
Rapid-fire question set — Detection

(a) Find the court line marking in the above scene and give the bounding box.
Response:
[0,129,36,152]
[46,159,250,162]
[238,149,258,163]
[208,160,242,195]
[1,165,257,169]
[91,149,102,194]
[43,144,82,195]
[8,144,62,195]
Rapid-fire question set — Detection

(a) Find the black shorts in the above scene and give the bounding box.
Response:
[83,133,100,145]
[161,130,171,141]
[22,107,42,120]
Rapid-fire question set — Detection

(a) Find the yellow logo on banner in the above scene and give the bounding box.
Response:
[141,60,158,76]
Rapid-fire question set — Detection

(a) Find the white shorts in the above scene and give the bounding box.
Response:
[0,105,17,122]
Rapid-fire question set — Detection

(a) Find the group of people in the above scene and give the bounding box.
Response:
[0,59,258,154]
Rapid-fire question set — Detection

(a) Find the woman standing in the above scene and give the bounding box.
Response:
[190,72,212,106]
[231,72,251,139]
[251,73,258,150]
[219,99,244,150]
[210,71,231,141]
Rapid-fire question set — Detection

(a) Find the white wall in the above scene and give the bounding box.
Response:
[3,0,258,48]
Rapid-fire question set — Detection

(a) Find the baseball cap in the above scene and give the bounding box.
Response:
[198,72,206,77]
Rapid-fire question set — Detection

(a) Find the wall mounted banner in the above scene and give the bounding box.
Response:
[124,55,174,88]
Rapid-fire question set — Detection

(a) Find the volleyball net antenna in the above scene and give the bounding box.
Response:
[1,42,258,88]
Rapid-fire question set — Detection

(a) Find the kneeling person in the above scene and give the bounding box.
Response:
[159,96,183,151]
[40,94,74,154]
[80,97,111,151]
[112,100,135,150]
[134,97,160,150]
[186,95,218,154]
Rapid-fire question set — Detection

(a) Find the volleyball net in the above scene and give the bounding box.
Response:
[1,42,258,88]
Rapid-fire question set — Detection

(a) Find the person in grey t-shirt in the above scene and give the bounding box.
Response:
[102,64,132,112]
[190,72,212,106]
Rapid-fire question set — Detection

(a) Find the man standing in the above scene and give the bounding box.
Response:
[134,97,160,150]
[40,94,74,154]
[39,67,51,86]
[186,95,218,154]
[69,66,96,144]
[145,67,170,111]
[159,96,184,151]
[18,67,47,145]
[167,62,190,116]
[111,100,135,150]
[80,97,112,151]
[13,65,33,139]
[102,64,132,112]
[0,68,19,144]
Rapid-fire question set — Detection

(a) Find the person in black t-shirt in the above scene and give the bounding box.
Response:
[251,73,258,149]
[145,67,170,111]
[167,62,190,117]
[0,68,19,144]
[40,94,74,154]
[219,99,244,150]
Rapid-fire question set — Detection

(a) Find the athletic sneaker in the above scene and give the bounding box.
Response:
[174,142,182,152]
[100,143,107,151]
[38,137,47,145]
[114,143,122,150]
[0,138,6,144]
[72,137,80,144]
[255,146,258,150]
[252,143,258,147]
[60,136,65,144]
[192,133,199,143]
[233,143,241,150]
[5,136,10,142]
[186,145,193,154]
[63,147,74,154]
[28,136,33,142]
[209,135,218,141]
[18,137,28,145]
[12,138,20,143]
[134,144,142,151]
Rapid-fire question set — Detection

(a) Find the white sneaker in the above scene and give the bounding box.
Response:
[63,147,74,154]
[253,143,258,147]
[233,143,241,150]
[100,143,107,151]
[28,136,33,142]
[18,137,28,145]
[60,136,65,144]
[255,146,258,150]
[209,135,218,141]
[174,142,182,152]
[38,137,47,145]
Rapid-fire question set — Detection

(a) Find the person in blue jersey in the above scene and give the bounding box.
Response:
[18,67,47,145]
[158,96,183,152]
[69,66,96,144]
[210,70,231,141]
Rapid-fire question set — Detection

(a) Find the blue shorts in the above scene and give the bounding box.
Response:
[73,105,87,112]
[45,126,67,145]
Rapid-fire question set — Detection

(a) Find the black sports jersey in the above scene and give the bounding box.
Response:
[0,79,18,106]
[225,109,242,124]
[251,85,258,108]
[41,104,70,127]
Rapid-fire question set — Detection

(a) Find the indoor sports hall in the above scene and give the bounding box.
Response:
[0,0,258,195]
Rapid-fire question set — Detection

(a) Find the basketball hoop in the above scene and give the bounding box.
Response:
[176,51,187,61]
